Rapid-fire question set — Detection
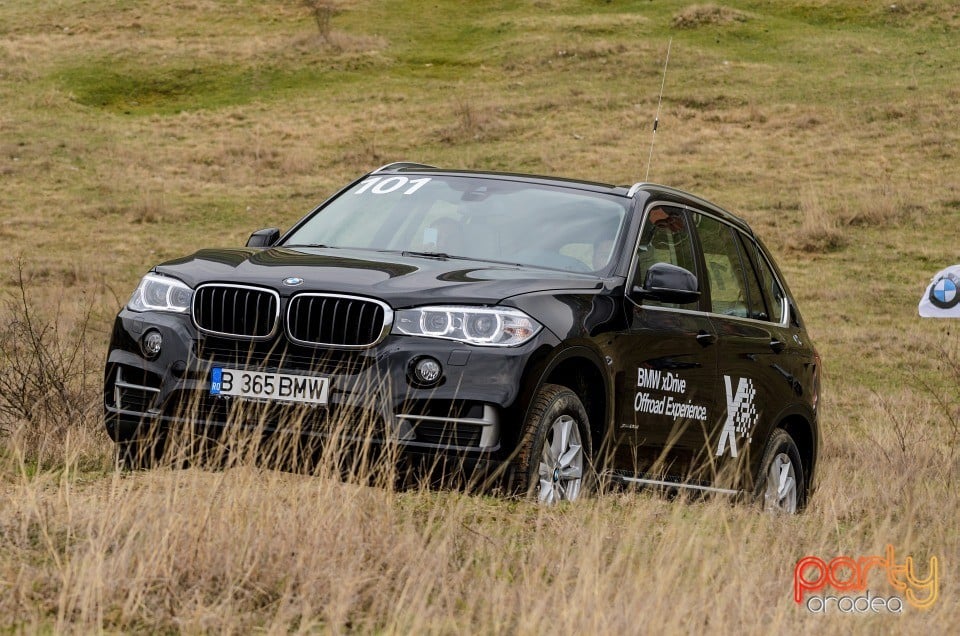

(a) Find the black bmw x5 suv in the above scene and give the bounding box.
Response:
[104,162,820,510]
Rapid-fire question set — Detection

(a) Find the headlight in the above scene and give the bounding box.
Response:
[127,273,193,313]
[393,305,542,347]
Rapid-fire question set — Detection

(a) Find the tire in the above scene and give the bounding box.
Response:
[515,383,594,503]
[755,429,805,513]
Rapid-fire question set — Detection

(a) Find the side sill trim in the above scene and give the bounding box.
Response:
[614,475,739,496]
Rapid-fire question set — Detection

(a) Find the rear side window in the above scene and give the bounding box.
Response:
[633,206,698,309]
[694,214,755,318]
[734,233,768,320]
[750,240,787,323]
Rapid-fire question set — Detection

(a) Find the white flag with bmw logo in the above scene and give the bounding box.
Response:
[919,265,960,317]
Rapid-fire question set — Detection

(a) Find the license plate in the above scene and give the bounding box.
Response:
[210,367,329,405]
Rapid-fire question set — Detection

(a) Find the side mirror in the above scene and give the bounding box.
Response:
[632,262,700,305]
[246,228,281,248]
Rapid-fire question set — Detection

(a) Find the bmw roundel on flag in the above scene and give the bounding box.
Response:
[919,265,960,317]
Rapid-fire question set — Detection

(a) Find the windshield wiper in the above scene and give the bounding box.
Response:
[378,249,523,267]
[284,243,335,249]
[401,250,453,259]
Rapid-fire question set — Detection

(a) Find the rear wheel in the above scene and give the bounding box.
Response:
[515,384,593,503]
[755,429,805,513]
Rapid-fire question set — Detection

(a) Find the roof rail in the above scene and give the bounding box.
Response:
[373,161,438,173]
[626,182,649,198]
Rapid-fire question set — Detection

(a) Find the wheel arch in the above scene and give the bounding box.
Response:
[533,345,613,463]
[777,412,818,493]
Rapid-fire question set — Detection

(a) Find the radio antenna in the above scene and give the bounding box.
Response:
[644,38,672,182]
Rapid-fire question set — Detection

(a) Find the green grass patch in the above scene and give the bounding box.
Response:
[57,61,358,115]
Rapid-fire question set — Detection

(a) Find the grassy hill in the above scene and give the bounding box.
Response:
[1,0,957,631]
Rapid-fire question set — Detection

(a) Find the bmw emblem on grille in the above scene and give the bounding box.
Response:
[282,277,304,287]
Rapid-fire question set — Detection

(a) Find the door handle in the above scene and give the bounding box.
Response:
[770,339,786,353]
[696,331,717,347]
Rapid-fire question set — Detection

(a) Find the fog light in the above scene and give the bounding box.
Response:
[141,330,162,359]
[412,356,442,385]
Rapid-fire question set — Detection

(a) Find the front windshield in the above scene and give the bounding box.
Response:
[282,174,629,274]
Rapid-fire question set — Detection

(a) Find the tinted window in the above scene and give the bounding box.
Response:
[735,233,768,320]
[694,214,753,318]
[633,206,698,309]
[751,241,787,323]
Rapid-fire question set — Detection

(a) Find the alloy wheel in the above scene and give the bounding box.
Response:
[764,452,798,513]
[537,414,583,503]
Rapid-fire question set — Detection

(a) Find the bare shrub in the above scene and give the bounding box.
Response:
[0,262,102,461]
[303,0,341,41]
[672,4,748,29]
[911,342,960,458]
[455,99,483,136]
[436,99,503,144]
[132,190,165,224]
[336,136,383,171]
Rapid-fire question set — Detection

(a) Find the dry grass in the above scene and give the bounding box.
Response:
[839,184,911,227]
[672,4,749,29]
[0,369,956,632]
[2,0,960,631]
[792,187,847,253]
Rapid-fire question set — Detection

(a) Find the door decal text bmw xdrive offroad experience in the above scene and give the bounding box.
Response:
[632,368,708,424]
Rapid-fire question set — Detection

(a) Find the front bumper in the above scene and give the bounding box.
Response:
[103,309,552,460]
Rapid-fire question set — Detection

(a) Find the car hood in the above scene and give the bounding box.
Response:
[154,247,602,308]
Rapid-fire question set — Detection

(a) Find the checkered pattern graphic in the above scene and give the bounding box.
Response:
[733,379,757,443]
[717,375,760,458]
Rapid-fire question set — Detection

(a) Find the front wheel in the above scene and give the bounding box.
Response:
[755,429,806,513]
[515,383,593,503]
